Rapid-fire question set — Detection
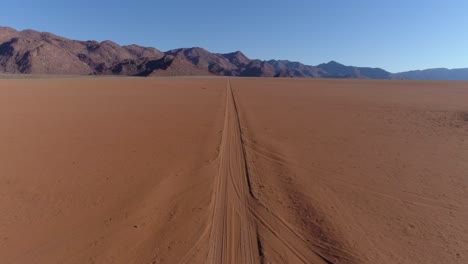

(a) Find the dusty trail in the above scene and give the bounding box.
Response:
[206,80,261,264]
[206,80,334,264]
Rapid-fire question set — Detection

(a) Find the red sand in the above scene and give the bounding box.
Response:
[1,78,467,263]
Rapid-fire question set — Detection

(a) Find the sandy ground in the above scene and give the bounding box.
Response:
[0,78,467,264]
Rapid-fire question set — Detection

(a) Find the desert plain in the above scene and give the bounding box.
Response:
[0,77,467,264]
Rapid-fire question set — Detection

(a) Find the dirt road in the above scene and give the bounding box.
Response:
[203,80,338,264]
[206,80,260,263]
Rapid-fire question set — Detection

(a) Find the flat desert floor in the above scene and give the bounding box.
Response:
[0,78,467,264]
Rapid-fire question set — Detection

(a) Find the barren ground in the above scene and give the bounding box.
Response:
[1,78,467,263]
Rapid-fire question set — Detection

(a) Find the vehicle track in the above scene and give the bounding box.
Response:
[206,80,261,264]
[205,80,338,264]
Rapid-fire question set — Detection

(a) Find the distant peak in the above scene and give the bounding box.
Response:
[124,44,143,48]
[101,40,118,46]
[224,50,244,55]
[190,47,209,52]
[231,51,244,55]
[167,47,208,53]
[184,47,206,51]
[327,60,343,66]
[223,50,250,59]
[20,29,37,33]
[220,50,251,66]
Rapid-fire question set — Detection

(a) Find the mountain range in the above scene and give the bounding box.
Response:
[1,26,467,80]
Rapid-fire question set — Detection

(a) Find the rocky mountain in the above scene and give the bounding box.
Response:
[317,61,392,79]
[1,26,467,80]
[393,68,468,80]
[0,27,163,75]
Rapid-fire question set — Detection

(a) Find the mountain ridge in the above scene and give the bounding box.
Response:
[1,26,467,80]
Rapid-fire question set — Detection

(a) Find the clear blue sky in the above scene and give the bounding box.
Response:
[1,0,467,72]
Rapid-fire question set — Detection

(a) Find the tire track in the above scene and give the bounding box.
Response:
[230,81,342,264]
[205,79,344,264]
[206,79,261,264]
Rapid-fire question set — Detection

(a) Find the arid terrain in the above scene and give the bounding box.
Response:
[1,78,467,264]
